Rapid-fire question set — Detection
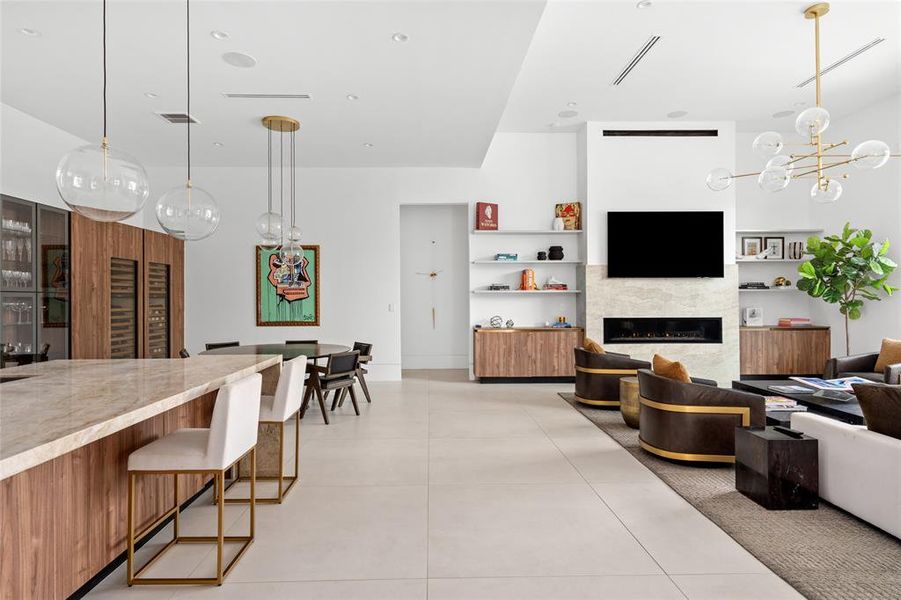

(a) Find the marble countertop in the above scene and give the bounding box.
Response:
[0,355,281,480]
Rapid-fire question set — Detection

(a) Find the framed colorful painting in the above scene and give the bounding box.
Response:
[256,244,320,326]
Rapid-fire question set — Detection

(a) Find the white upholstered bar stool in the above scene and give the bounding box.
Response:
[126,373,262,586]
[224,357,307,504]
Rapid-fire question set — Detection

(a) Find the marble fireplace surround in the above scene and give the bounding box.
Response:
[582,265,740,386]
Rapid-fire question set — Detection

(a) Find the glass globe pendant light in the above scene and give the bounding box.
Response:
[255,124,284,241]
[56,0,150,221]
[155,0,220,241]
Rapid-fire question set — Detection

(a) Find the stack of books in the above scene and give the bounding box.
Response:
[778,317,811,328]
[764,396,807,414]
[495,253,518,261]
[487,284,510,291]
[543,283,568,291]
[739,282,769,290]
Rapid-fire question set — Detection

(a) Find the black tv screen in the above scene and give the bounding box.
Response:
[607,211,724,278]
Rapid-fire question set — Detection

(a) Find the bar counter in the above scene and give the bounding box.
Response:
[0,356,281,599]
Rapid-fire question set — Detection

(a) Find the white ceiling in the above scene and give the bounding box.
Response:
[2,1,899,169]
[0,0,546,167]
[499,0,901,133]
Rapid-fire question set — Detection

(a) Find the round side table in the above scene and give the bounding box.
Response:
[619,376,640,429]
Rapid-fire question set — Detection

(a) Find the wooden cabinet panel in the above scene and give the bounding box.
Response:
[473,328,583,378]
[740,327,831,375]
[142,229,184,358]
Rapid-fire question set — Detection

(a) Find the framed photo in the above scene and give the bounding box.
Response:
[741,236,763,257]
[764,236,785,260]
[256,245,320,326]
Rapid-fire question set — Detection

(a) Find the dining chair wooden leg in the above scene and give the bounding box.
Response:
[299,384,313,419]
[348,385,361,416]
[314,384,329,425]
[356,368,372,403]
[330,389,341,412]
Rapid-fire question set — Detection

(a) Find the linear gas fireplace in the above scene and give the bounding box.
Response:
[603,317,723,344]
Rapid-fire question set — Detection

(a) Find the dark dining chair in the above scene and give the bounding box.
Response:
[339,341,373,407]
[178,348,190,358]
[205,341,240,351]
[301,351,360,424]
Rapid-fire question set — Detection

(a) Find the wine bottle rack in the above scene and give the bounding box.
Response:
[147,263,170,359]
[110,258,138,359]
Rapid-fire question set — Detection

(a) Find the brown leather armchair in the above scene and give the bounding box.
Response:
[824,352,901,384]
[637,369,765,463]
[574,348,650,408]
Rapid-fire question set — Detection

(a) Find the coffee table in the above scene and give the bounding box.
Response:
[732,379,864,425]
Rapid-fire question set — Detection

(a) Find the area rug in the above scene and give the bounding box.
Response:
[559,393,901,600]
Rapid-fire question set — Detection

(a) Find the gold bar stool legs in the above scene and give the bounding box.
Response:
[223,410,300,505]
[126,448,257,586]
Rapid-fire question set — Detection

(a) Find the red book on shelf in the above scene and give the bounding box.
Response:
[475,202,498,230]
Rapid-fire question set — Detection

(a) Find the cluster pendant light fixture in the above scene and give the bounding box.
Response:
[56,0,150,221]
[155,0,221,240]
[707,2,897,203]
[259,116,304,280]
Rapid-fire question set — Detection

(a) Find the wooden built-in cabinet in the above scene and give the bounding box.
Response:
[71,214,183,359]
[740,326,831,376]
[473,327,584,380]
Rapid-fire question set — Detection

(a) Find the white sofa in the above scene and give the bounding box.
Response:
[791,412,901,538]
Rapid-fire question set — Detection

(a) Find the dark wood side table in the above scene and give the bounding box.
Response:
[735,427,818,510]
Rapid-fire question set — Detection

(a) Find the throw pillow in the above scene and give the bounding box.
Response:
[652,354,691,383]
[583,338,605,354]
[852,383,901,440]
[874,338,901,372]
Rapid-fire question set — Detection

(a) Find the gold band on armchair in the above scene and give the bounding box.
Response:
[639,396,751,427]
[574,394,620,407]
[575,367,638,375]
[638,438,736,463]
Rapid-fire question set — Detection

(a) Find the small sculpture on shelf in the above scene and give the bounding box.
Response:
[489,315,504,328]
[520,268,538,290]
[548,246,564,260]
[505,319,514,328]
[537,251,547,261]
[773,276,792,288]
[551,316,572,328]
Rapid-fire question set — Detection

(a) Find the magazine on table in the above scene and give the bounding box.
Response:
[763,396,807,412]
[767,384,816,395]
[788,376,873,391]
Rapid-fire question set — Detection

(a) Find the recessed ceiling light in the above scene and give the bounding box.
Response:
[222,52,256,68]
[558,110,578,118]
[636,1,653,8]
[392,32,408,43]
[18,28,40,37]
[793,101,807,107]
[566,102,578,108]
[772,110,795,118]
[363,142,374,148]
[346,94,359,101]
[667,110,688,118]
[210,30,229,41]
[144,91,158,99]
[213,142,224,147]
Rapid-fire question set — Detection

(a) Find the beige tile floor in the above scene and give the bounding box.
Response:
[89,370,801,600]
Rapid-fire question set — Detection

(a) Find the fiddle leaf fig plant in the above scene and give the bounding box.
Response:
[797,222,898,356]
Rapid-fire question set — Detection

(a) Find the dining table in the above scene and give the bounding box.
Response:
[200,342,351,427]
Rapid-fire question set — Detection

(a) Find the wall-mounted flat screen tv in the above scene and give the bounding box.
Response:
[607,211,724,278]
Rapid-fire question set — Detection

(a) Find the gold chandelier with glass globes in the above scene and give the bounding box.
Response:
[707,2,898,203]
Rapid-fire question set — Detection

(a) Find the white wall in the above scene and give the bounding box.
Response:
[1,103,144,229]
[584,121,737,266]
[400,204,469,369]
[147,132,579,380]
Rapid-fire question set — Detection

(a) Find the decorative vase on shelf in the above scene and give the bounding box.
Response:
[552,217,565,231]
[787,242,805,260]
[548,246,564,260]
[537,251,547,260]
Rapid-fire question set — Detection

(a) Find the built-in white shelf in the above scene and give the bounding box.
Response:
[472,289,582,295]
[735,228,823,235]
[736,258,804,263]
[738,288,802,293]
[471,260,583,265]
[471,229,583,235]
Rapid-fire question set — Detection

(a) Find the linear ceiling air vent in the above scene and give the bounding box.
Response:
[603,130,718,137]
[157,112,199,124]
[611,35,661,86]
[222,93,312,99]
[795,37,885,88]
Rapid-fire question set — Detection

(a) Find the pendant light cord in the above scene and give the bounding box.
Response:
[102,0,107,140]
[291,129,296,228]
[186,0,191,182]
[267,126,272,213]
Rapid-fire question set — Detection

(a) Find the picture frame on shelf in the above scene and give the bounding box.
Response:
[764,236,785,260]
[742,236,763,256]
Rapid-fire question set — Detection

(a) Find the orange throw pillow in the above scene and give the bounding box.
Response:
[583,338,605,354]
[875,338,901,372]
[652,354,692,383]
